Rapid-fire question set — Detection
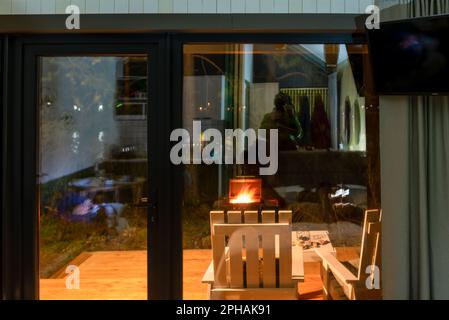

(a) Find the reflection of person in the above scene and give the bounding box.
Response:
[260,92,303,151]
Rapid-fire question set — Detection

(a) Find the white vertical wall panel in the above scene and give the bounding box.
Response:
[129,0,144,13]
[0,0,375,14]
[217,0,230,12]
[173,0,187,13]
[86,0,100,13]
[114,0,129,13]
[245,0,259,13]
[274,0,288,13]
[55,0,68,13]
[260,0,273,13]
[99,0,114,13]
[230,0,244,13]
[331,0,346,13]
[289,0,303,13]
[158,0,172,13]
[11,0,25,13]
[26,0,41,13]
[345,0,359,12]
[0,0,11,13]
[303,0,317,13]
[143,0,158,12]
[188,0,202,13]
[317,0,331,12]
[40,0,55,13]
[202,0,216,13]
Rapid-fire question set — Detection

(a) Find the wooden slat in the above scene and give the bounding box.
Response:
[278,210,292,224]
[210,210,224,235]
[228,230,244,288]
[261,210,275,223]
[244,210,258,224]
[262,232,276,288]
[278,230,293,287]
[357,209,381,280]
[227,210,242,223]
[210,211,226,287]
[243,210,259,288]
[244,229,259,288]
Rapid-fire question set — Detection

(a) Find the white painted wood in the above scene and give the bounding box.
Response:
[99,0,114,13]
[216,0,230,13]
[187,0,201,13]
[288,0,302,13]
[12,0,26,14]
[129,0,144,13]
[245,0,259,13]
[274,0,288,13]
[55,0,68,13]
[26,0,40,13]
[359,0,373,13]
[70,0,86,13]
[114,0,129,13]
[0,0,11,14]
[4,0,378,15]
[158,0,172,13]
[173,0,187,12]
[303,0,317,13]
[86,0,100,13]
[317,0,331,13]
[345,0,359,13]
[230,0,244,13]
[40,0,55,13]
[259,0,273,13]
[331,0,345,13]
[202,0,216,13]
[143,0,157,12]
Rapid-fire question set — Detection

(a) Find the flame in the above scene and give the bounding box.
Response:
[229,185,259,204]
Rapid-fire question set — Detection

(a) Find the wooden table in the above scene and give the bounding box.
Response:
[69,176,146,204]
[292,230,335,262]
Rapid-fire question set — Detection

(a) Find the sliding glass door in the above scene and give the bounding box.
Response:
[38,55,152,299]
[4,37,173,300]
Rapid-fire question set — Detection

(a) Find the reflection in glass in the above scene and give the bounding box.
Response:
[38,56,148,300]
[182,44,372,300]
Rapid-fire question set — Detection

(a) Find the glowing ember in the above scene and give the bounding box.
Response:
[230,185,258,204]
[229,178,262,204]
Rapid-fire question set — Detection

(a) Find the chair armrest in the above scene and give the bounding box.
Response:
[292,245,304,282]
[315,248,358,283]
[202,261,215,284]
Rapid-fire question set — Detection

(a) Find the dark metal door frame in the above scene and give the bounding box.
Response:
[1,30,375,301]
[2,34,174,300]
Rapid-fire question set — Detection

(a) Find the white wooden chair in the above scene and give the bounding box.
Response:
[315,209,382,300]
[202,210,304,300]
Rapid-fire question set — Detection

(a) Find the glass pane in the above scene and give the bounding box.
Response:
[38,56,149,300]
[182,43,375,300]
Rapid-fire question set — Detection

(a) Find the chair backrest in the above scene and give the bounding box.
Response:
[210,210,292,289]
[357,209,382,283]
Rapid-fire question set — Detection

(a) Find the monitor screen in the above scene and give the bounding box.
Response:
[367,15,449,95]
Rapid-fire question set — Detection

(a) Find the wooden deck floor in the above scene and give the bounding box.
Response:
[40,248,359,300]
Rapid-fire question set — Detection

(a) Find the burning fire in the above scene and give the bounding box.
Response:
[230,185,259,204]
[229,178,261,204]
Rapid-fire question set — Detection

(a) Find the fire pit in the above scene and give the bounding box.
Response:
[213,176,278,211]
[229,177,262,204]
